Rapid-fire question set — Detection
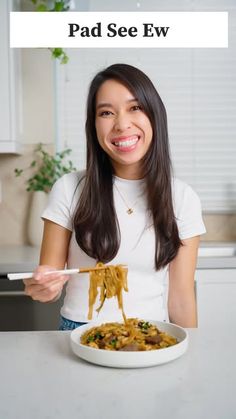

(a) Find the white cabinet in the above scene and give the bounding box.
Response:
[0,0,22,153]
[196,269,236,328]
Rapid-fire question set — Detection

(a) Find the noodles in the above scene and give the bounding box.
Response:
[80,318,178,351]
[87,262,128,321]
[84,265,177,352]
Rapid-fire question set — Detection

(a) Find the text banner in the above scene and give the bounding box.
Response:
[10,12,228,48]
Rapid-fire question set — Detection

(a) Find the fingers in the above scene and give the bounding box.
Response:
[24,266,67,285]
[25,279,64,302]
[33,265,61,283]
[23,265,69,303]
[22,266,53,286]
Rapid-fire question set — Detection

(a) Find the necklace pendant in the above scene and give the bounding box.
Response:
[127,208,133,215]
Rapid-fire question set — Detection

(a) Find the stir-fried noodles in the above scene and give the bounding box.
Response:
[80,318,177,351]
[87,262,128,321]
[85,264,177,351]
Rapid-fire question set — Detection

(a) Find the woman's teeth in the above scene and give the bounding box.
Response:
[113,137,139,147]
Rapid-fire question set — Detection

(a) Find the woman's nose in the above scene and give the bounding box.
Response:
[114,113,132,132]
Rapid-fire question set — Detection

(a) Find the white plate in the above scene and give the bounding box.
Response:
[70,320,188,368]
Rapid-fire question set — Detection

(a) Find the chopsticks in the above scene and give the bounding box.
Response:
[7,264,128,280]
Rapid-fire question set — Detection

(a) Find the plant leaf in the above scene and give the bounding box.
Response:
[36,4,48,11]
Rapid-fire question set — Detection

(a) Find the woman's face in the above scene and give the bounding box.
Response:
[95,79,153,179]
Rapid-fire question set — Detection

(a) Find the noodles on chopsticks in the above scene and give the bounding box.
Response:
[87,262,128,321]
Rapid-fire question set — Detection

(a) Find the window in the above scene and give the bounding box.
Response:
[55,3,236,213]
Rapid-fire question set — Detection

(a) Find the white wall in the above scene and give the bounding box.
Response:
[21,49,54,145]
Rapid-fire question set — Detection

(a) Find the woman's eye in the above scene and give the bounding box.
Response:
[131,105,142,111]
[99,110,113,117]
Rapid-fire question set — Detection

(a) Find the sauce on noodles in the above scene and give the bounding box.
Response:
[81,318,177,351]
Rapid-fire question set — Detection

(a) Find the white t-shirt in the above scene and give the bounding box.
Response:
[42,171,206,323]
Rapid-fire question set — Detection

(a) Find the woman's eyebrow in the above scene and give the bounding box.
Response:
[96,98,138,110]
[96,102,112,110]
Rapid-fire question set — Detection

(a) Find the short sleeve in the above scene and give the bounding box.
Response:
[41,172,81,231]
[173,179,206,240]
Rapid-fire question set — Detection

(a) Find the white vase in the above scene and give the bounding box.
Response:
[27,191,48,247]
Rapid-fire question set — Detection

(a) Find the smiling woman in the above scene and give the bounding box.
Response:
[95,79,153,179]
[24,63,206,330]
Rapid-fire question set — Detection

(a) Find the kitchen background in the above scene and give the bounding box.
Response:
[1,0,236,246]
[0,0,235,331]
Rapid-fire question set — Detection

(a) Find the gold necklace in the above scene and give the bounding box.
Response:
[114,183,140,215]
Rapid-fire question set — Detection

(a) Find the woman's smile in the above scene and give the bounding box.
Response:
[95,79,153,179]
[111,134,140,152]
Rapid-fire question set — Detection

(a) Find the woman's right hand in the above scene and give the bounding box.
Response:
[23,265,69,303]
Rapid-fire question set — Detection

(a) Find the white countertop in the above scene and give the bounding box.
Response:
[0,327,235,419]
[0,245,40,274]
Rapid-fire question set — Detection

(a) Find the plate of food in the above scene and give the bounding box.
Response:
[70,318,188,368]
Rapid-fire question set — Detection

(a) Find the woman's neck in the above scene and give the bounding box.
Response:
[112,163,143,180]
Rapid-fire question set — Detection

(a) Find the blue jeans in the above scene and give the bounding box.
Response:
[59,315,87,331]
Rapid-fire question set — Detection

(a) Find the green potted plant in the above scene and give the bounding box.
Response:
[15,143,76,246]
[15,143,76,193]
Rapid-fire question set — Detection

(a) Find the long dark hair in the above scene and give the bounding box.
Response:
[73,63,182,269]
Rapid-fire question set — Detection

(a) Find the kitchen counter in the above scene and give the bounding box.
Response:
[0,327,235,419]
[0,245,40,274]
[0,243,236,275]
[197,242,236,269]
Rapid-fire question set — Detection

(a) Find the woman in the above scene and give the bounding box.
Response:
[24,63,206,329]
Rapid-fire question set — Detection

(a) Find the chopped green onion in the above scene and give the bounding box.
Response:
[138,321,151,330]
[110,338,117,348]
[94,332,103,340]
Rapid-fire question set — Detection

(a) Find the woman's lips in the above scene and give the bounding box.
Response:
[111,135,140,152]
